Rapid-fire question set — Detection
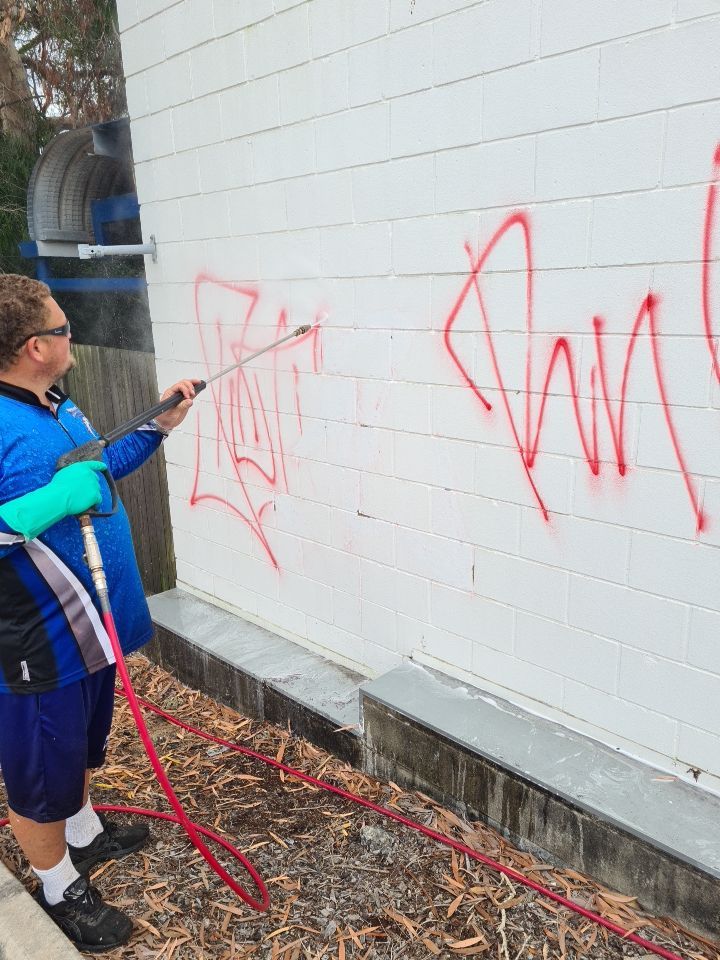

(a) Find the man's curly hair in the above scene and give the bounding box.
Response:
[0,274,51,371]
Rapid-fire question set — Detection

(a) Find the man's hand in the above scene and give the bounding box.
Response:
[153,379,201,434]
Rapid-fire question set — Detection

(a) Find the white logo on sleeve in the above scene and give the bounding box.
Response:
[20,661,30,682]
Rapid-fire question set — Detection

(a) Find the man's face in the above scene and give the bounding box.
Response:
[39,298,75,381]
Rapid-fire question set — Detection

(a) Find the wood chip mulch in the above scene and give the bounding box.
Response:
[1,655,718,960]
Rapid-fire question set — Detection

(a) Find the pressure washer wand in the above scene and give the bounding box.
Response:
[103,322,313,445]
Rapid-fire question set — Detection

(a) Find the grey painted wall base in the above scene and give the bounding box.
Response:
[148,589,720,939]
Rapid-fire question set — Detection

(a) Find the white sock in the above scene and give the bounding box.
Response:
[34,848,81,906]
[65,798,104,848]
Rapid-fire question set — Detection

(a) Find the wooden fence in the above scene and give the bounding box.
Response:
[62,343,176,596]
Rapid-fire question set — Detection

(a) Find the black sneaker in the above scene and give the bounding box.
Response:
[37,875,133,952]
[68,814,150,874]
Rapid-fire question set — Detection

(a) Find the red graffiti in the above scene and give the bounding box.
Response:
[190,275,321,568]
[444,148,720,533]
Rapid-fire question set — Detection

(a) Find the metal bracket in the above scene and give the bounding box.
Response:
[78,234,157,262]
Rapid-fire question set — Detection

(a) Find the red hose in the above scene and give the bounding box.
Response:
[119,688,688,960]
[100,612,268,911]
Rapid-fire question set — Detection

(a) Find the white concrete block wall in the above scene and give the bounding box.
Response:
[118,0,720,791]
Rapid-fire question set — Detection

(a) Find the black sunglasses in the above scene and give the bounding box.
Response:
[24,321,71,341]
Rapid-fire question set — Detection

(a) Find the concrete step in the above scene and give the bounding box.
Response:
[148,587,720,938]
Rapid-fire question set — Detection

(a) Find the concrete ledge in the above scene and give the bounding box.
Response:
[148,589,365,766]
[361,664,720,938]
[0,862,82,959]
[148,588,720,938]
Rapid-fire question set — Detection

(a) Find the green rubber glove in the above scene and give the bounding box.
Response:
[0,460,107,541]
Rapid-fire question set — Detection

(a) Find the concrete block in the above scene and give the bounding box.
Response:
[676,0,720,17]
[474,445,573,516]
[348,40,383,107]
[172,95,223,152]
[228,181,287,234]
[352,156,435,223]
[137,0,178,20]
[302,540,361,593]
[124,72,148,119]
[213,0,273,36]
[430,583,514,652]
[354,275,432,330]
[396,614,472,668]
[0,862,84,959]
[568,575,688,660]
[258,230,322,280]
[677,724,720,781]
[536,115,663,202]
[516,612,619,693]
[130,111,174,163]
[392,213,479,275]
[591,186,707,266]
[245,5,310,79]
[359,473,430,531]
[636,402,719,477]
[599,18,720,119]
[391,77,483,158]
[321,328,392,379]
[279,54,349,124]
[145,54,191,114]
[431,488,521,553]
[394,432,475,492]
[120,20,165,76]
[180,192,230,240]
[433,0,533,83]
[389,0,476,30]
[629,532,720,611]
[333,589,361,634]
[664,100,720,186]
[310,0,388,57]
[619,647,720,733]
[116,0,139,31]
[436,137,536,214]
[220,75,280,139]
[361,599,398,649]
[484,49,599,140]
[381,25,433,98]
[293,373,357,425]
[198,139,253,193]
[520,511,630,583]
[540,0,673,55]
[252,122,316,183]
[279,569,333,622]
[688,608,720,675]
[190,34,246,98]
[357,379,430,434]
[563,680,678,757]
[315,103,390,172]
[325,421,394,474]
[162,0,214,58]
[320,223,392,278]
[361,560,430,621]
[147,150,200,200]
[332,507,395,565]
[473,546,569,621]
[395,527,474,590]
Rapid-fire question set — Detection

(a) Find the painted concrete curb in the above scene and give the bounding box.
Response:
[0,862,82,959]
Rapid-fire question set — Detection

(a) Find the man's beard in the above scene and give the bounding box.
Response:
[53,352,76,382]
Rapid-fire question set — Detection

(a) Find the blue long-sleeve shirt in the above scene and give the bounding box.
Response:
[0,381,164,693]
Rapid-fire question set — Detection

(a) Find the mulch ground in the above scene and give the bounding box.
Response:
[1,655,718,960]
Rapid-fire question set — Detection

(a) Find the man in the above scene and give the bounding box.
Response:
[0,274,197,951]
